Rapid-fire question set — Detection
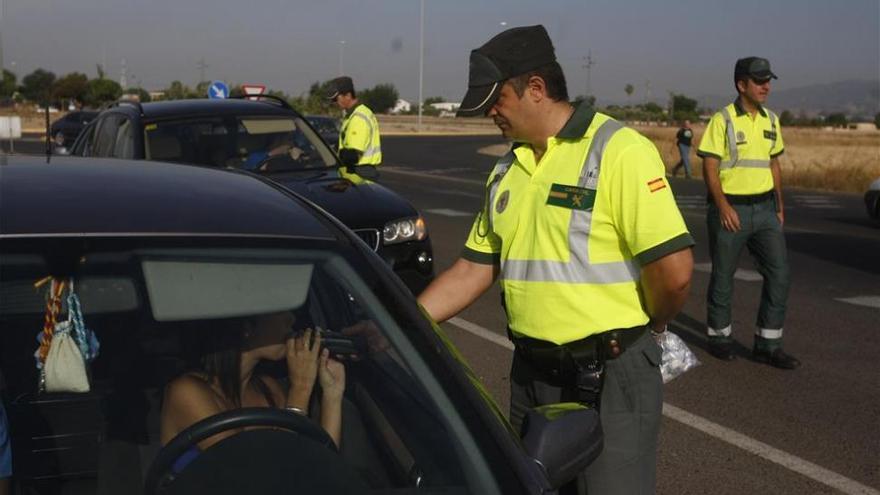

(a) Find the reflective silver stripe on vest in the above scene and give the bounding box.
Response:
[767,110,778,150]
[350,111,381,158]
[719,107,771,170]
[501,119,640,284]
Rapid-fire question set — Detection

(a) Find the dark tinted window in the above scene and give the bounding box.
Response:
[93,114,126,157]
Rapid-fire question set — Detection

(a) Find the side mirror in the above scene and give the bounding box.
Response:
[520,403,603,489]
[54,146,70,156]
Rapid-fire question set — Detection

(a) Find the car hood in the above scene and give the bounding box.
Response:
[269,171,418,229]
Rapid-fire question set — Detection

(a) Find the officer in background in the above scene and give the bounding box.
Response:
[672,120,694,178]
[326,76,382,167]
[697,57,799,369]
[417,25,694,494]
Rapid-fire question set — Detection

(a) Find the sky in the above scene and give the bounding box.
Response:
[3,0,879,105]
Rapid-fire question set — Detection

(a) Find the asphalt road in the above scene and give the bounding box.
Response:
[6,134,880,493]
[378,135,880,495]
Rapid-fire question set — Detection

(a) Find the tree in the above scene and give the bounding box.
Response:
[359,83,399,114]
[572,95,596,109]
[624,84,634,104]
[164,80,190,100]
[21,68,57,104]
[0,69,17,99]
[53,72,89,106]
[123,87,151,103]
[671,93,698,121]
[874,112,880,130]
[825,112,847,128]
[83,78,122,107]
[780,110,794,126]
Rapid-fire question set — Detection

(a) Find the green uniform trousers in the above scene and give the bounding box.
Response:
[510,332,663,495]
[706,197,790,342]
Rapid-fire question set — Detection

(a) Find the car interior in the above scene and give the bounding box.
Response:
[0,240,484,495]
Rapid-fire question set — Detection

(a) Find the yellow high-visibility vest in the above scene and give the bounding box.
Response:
[698,99,785,195]
[463,106,693,344]
[339,103,382,166]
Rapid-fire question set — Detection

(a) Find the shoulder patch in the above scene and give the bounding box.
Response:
[647,177,667,193]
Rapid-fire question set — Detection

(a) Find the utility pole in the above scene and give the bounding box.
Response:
[418,0,424,133]
[196,58,208,84]
[581,50,596,98]
[120,58,128,90]
[644,79,651,104]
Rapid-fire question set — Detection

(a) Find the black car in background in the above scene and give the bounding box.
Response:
[0,155,602,494]
[305,115,341,151]
[70,97,432,293]
[49,110,98,150]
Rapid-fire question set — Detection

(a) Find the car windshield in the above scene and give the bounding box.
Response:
[0,239,497,494]
[143,115,339,172]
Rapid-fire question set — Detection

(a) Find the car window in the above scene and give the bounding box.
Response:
[0,241,496,494]
[143,116,338,172]
[72,122,97,156]
[111,118,134,159]
[93,114,125,157]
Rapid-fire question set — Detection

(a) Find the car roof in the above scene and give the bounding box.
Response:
[0,155,337,240]
[131,99,298,120]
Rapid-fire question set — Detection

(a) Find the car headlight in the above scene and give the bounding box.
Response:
[383,216,427,245]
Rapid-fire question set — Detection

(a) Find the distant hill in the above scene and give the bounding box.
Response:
[698,80,879,119]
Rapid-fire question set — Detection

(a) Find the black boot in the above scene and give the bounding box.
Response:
[708,340,735,361]
[753,347,801,369]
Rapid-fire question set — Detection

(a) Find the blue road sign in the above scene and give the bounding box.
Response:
[208,80,229,99]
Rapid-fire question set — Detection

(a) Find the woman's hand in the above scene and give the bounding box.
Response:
[318,349,346,400]
[286,328,321,409]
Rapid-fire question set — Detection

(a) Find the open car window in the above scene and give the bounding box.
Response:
[0,242,498,494]
[143,116,338,171]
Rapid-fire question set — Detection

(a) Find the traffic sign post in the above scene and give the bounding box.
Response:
[241,84,267,101]
[208,81,229,99]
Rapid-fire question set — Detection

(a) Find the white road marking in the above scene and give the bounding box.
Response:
[694,262,763,281]
[444,316,880,495]
[424,208,474,217]
[835,296,880,310]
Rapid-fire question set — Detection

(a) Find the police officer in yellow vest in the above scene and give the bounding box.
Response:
[326,76,382,167]
[698,57,800,369]
[417,25,694,494]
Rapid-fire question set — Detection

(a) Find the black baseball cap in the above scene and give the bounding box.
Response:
[325,76,354,100]
[457,25,557,117]
[734,57,777,82]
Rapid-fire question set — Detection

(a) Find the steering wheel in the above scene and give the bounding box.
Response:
[145,407,339,495]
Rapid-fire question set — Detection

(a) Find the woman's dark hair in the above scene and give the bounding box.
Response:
[509,61,569,102]
[189,317,275,408]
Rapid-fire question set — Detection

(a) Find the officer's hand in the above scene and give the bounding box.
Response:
[776,210,784,227]
[720,204,741,232]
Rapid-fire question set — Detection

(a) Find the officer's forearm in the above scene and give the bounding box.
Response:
[702,157,729,209]
[418,257,498,323]
[640,248,694,331]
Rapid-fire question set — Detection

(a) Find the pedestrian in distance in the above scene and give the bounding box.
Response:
[697,57,800,369]
[326,76,382,167]
[672,119,694,178]
[417,24,694,495]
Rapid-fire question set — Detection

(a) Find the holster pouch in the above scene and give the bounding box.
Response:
[574,361,604,408]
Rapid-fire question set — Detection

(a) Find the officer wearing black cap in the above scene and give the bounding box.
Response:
[697,57,800,369]
[418,25,694,494]
[326,76,382,167]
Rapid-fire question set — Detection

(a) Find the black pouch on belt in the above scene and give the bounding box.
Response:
[573,360,604,408]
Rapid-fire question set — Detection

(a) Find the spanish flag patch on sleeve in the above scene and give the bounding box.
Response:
[647,177,666,193]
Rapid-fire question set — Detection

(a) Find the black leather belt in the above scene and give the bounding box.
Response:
[708,190,774,205]
[510,325,649,383]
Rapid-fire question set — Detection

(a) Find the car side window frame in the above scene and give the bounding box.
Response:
[93,114,125,157]
[112,117,135,159]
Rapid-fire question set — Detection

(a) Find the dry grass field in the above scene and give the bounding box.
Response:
[636,124,880,194]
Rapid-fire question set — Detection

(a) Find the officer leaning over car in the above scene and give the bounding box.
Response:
[417,25,694,495]
[326,76,382,167]
[698,57,800,369]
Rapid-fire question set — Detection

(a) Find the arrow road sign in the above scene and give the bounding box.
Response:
[208,80,229,99]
